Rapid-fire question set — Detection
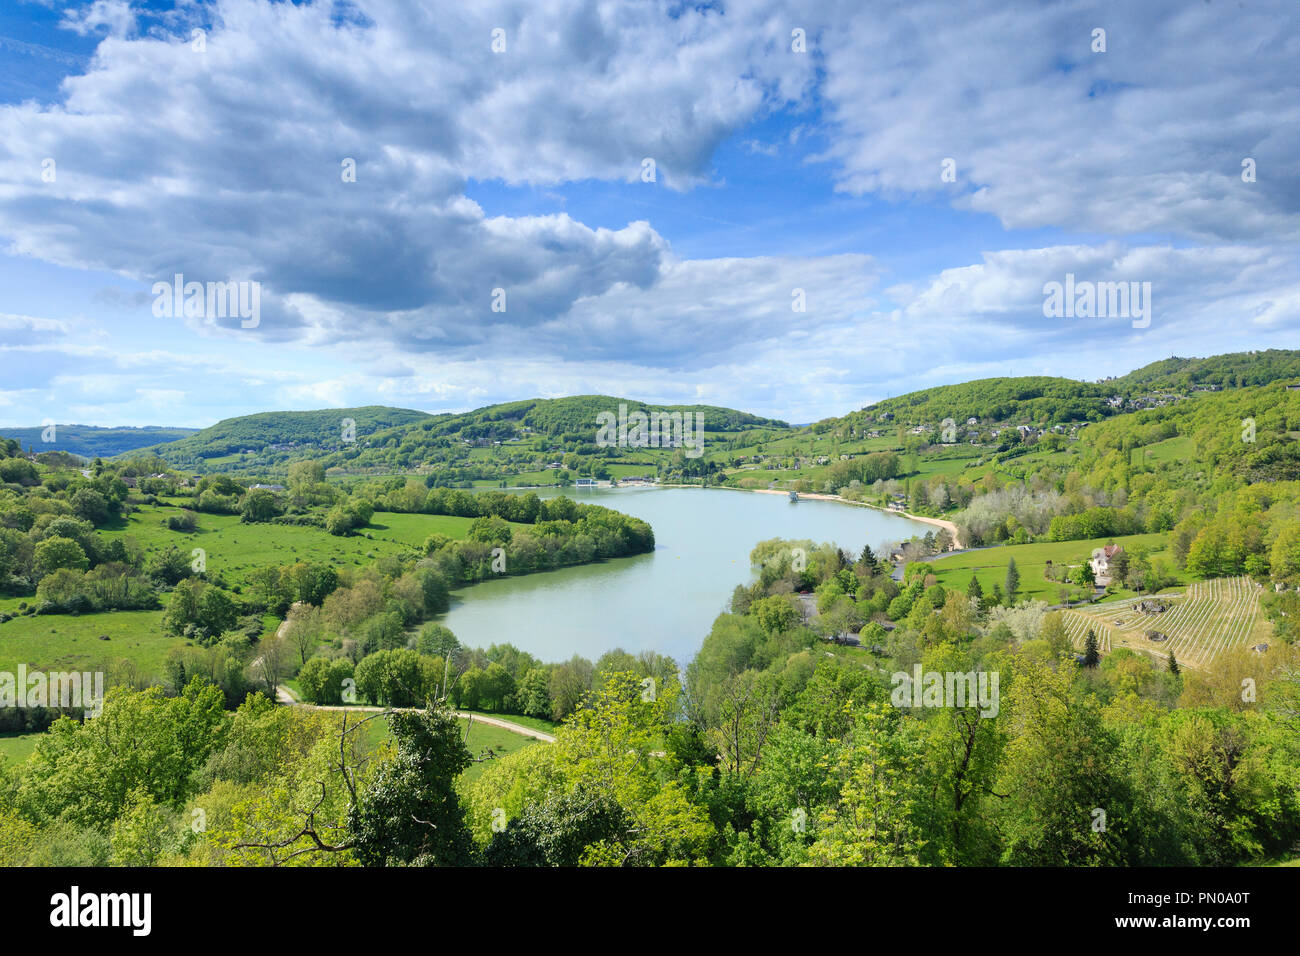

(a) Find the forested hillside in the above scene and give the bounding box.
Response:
[841,349,1300,430]
[1108,349,1300,393]
[133,406,433,465]
[860,376,1113,426]
[0,425,197,459]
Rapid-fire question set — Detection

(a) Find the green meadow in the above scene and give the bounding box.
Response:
[0,609,180,677]
[351,712,543,783]
[924,533,1174,602]
[97,503,489,590]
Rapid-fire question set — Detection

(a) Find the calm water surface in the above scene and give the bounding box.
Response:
[441,487,931,666]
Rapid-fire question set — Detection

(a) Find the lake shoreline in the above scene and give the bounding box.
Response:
[441,483,939,664]
[500,481,959,547]
[732,487,964,550]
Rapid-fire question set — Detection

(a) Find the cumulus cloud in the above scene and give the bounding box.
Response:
[0,0,813,349]
[813,0,1300,241]
[2,0,1299,427]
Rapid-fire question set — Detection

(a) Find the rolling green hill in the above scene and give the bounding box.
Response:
[1108,349,1300,393]
[131,406,434,465]
[380,395,786,442]
[858,376,1113,426]
[0,425,197,459]
[128,395,788,477]
[819,350,1300,433]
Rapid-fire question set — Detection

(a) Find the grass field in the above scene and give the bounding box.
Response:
[1136,435,1195,464]
[925,533,1172,602]
[347,711,543,782]
[1061,576,1268,669]
[457,710,559,735]
[0,609,180,676]
[97,504,490,592]
[0,733,41,763]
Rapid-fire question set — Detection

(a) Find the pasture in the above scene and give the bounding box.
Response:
[0,609,180,677]
[98,503,486,590]
[925,533,1172,602]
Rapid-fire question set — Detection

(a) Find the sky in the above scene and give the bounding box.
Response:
[0,0,1297,429]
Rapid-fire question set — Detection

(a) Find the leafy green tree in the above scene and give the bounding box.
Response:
[483,786,627,866]
[1004,558,1020,604]
[752,595,800,636]
[33,536,89,577]
[16,679,227,830]
[417,622,459,658]
[1269,521,1300,586]
[804,701,926,866]
[146,545,193,586]
[966,574,984,600]
[516,668,552,718]
[349,705,475,866]
[69,488,112,526]
[298,656,355,705]
[995,658,1132,865]
[109,788,173,867]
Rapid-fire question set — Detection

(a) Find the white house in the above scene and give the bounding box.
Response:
[1089,544,1124,585]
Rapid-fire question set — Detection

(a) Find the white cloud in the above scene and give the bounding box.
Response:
[814,0,1300,241]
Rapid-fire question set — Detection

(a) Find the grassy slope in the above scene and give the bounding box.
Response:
[0,505,503,676]
[0,610,175,677]
[352,712,543,783]
[924,533,1173,602]
[98,503,486,590]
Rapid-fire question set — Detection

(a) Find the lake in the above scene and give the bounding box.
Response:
[440,487,932,667]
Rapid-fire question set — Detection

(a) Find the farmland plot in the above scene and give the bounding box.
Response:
[1061,576,1265,669]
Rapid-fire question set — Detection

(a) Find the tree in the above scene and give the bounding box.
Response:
[516,668,552,718]
[284,605,327,665]
[417,623,459,659]
[483,786,627,866]
[1004,558,1020,605]
[251,632,292,699]
[1168,652,1180,676]
[286,562,339,606]
[146,545,192,586]
[1039,612,1071,659]
[805,701,926,866]
[15,679,226,830]
[966,573,984,600]
[995,658,1132,865]
[753,595,800,636]
[1269,521,1300,587]
[108,788,172,867]
[348,705,475,866]
[163,580,238,643]
[34,536,89,577]
[70,488,112,526]
[298,656,355,705]
[1083,629,1101,668]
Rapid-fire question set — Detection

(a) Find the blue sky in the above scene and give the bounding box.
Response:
[1,0,1298,428]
